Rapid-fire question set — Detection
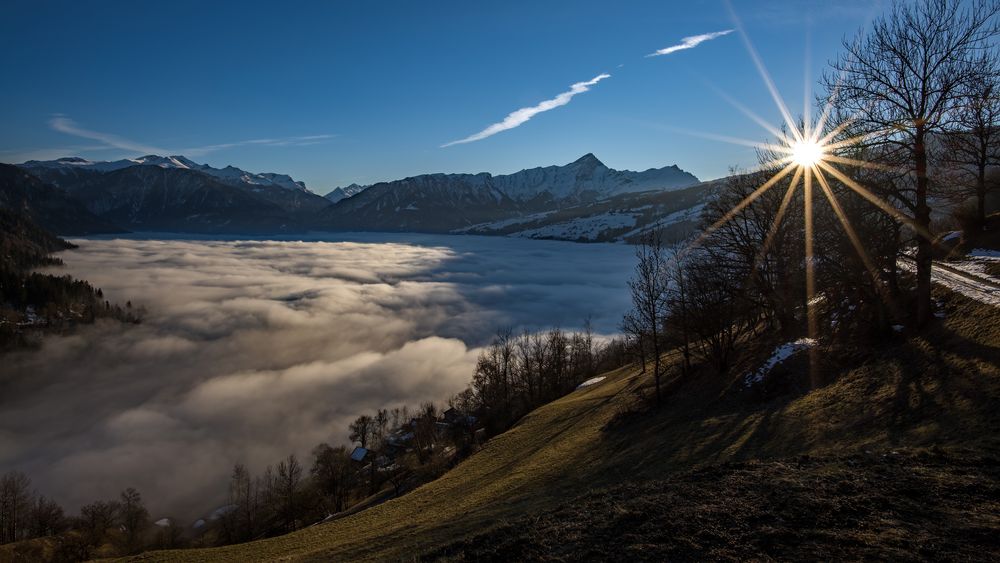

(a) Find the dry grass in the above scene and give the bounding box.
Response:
[426,449,1000,562]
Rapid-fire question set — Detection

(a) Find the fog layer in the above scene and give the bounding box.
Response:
[0,233,634,519]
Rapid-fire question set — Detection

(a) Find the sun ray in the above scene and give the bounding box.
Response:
[816,117,858,147]
[803,30,812,141]
[686,162,798,253]
[756,154,796,170]
[750,166,804,280]
[726,0,803,142]
[803,167,820,386]
[823,154,894,171]
[712,87,789,140]
[670,128,793,153]
[822,128,887,152]
[813,61,857,141]
[813,170,890,295]
[815,160,933,240]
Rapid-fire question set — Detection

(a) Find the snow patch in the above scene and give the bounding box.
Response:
[513,212,638,241]
[743,338,816,388]
[454,210,558,233]
[617,203,705,240]
[576,376,606,389]
[899,259,1000,307]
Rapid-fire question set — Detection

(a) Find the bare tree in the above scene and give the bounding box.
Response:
[945,74,1000,227]
[310,444,354,514]
[544,328,569,400]
[348,415,375,449]
[473,328,516,416]
[373,409,390,450]
[275,455,302,532]
[666,248,693,377]
[117,487,149,555]
[681,250,757,375]
[27,496,66,539]
[412,402,438,464]
[0,471,33,544]
[619,310,647,373]
[78,500,118,547]
[626,231,671,403]
[825,0,1000,325]
[226,463,259,543]
[389,406,410,430]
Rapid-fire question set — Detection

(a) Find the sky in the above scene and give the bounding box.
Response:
[0,0,882,192]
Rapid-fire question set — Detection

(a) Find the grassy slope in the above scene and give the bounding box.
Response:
[120,286,1000,562]
[427,451,1000,561]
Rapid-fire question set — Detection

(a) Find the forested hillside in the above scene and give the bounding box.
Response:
[0,209,138,350]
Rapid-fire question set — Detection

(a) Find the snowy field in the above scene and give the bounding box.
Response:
[899,253,1000,308]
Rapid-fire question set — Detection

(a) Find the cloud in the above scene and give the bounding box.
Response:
[1,234,635,521]
[181,134,338,156]
[441,73,611,147]
[49,116,169,155]
[47,116,335,157]
[646,30,734,57]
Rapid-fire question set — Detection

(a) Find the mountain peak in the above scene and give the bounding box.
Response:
[571,153,604,167]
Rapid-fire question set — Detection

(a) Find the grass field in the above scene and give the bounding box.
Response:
[91,285,1000,562]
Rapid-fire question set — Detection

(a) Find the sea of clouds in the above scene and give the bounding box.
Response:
[0,233,635,521]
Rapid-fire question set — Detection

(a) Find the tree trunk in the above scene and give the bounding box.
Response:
[889,221,901,299]
[978,165,987,229]
[651,323,661,405]
[915,130,933,327]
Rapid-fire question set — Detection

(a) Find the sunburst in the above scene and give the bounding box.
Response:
[678,7,928,384]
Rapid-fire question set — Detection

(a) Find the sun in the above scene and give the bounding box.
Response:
[790,139,824,167]
[676,9,940,387]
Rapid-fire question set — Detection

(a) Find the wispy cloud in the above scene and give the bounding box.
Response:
[47,116,335,158]
[441,73,611,148]
[180,135,338,156]
[646,29,733,57]
[50,116,168,155]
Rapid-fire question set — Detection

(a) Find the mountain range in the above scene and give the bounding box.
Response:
[0,164,123,235]
[317,154,701,233]
[324,184,369,203]
[6,154,708,239]
[22,155,311,192]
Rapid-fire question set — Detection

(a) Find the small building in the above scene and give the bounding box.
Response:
[350,446,369,462]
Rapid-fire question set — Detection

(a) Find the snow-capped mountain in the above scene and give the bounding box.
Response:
[492,153,698,202]
[16,157,333,233]
[10,152,708,240]
[324,183,370,203]
[317,154,700,232]
[20,155,313,193]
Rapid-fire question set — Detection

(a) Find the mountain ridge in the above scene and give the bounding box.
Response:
[11,154,708,238]
[316,154,701,233]
[21,155,314,194]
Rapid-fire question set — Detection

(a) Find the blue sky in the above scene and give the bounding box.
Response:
[0,0,881,191]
